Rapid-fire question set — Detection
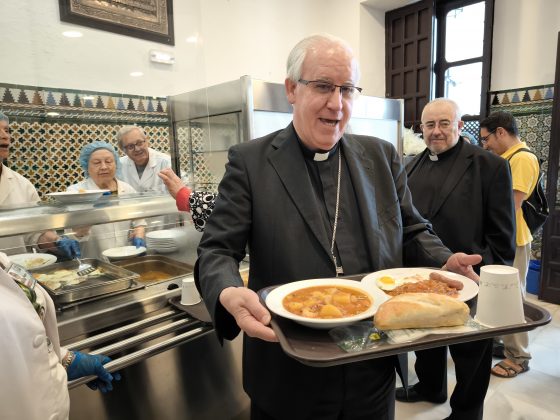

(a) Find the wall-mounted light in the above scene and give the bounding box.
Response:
[130,71,144,77]
[62,31,83,38]
[149,50,175,65]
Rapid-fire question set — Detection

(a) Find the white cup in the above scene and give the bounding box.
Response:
[181,278,201,306]
[475,265,526,328]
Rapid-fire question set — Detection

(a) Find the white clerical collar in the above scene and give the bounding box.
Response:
[429,152,438,161]
[314,151,330,161]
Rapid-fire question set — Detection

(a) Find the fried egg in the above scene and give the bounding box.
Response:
[377,275,398,291]
[376,274,422,292]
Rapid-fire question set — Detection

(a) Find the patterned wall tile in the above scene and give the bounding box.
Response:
[0,82,230,201]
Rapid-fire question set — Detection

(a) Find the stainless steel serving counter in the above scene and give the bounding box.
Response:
[60,275,250,420]
[0,193,179,236]
[1,192,250,419]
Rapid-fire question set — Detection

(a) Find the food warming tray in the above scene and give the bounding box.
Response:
[31,258,140,308]
[257,275,552,368]
[111,255,194,286]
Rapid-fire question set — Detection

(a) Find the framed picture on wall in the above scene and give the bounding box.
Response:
[59,0,174,45]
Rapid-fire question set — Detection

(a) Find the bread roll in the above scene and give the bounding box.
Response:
[374,293,469,330]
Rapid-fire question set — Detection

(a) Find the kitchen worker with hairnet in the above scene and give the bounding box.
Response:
[0,111,80,259]
[0,251,119,420]
[64,141,146,258]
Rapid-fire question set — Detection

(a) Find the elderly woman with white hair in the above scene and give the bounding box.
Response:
[66,141,146,258]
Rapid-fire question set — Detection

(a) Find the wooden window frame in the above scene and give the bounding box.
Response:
[434,0,495,117]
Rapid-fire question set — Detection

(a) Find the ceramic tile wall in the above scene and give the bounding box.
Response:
[0,83,170,198]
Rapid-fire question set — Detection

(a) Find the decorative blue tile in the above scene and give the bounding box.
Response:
[46,92,57,106]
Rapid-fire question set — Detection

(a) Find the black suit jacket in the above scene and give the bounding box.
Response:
[406,140,516,268]
[195,124,453,418]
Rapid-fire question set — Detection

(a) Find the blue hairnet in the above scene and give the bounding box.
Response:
[79,141,122,178]
[0,111,9,123]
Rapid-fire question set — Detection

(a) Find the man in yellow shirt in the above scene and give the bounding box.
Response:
[480,111,539,378]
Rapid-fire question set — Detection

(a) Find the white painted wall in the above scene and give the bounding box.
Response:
[1,0,557,99]
[492,0,560,90]
[1,0,386,98]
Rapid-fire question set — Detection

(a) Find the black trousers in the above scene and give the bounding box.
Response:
[414,338,493,420]
[251,357,396,420]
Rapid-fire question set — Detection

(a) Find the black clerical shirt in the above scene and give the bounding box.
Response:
[407,139,463,220]
[297,138,371,276]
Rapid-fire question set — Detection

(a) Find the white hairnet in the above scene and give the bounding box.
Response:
[79,141,121,178]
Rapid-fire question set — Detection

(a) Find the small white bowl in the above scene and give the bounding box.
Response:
[102,245,146,261]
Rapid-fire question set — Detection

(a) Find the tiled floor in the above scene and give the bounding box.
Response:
[395,293,560,420]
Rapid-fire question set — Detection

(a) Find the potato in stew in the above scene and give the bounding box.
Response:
[282,286,372,319]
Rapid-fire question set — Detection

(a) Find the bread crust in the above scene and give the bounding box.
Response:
[374,292,469,330]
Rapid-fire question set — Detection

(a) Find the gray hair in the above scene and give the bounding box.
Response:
[422,98,463,121]
[116,125,146,149]
[286,33,361,83]
[0,111,9,124]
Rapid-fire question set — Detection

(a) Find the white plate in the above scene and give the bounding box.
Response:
[47,190,110,204]
[9,253,57,270]
[361,268,479,302]
[102,246,147,260]
[146,230,185,239]
[265,278,389,329]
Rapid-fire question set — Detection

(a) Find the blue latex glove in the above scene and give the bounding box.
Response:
[131,237,146,248]
[56,236,81,258]
[67,351,121,393]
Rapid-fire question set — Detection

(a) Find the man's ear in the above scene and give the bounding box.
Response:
[285,79,297,105]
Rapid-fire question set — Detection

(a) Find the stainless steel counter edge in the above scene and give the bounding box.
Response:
[0,194,181,236]
[58,274,195,343]
[67,325,215,389]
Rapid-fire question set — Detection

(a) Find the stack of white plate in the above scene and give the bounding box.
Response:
[146,229,187,254]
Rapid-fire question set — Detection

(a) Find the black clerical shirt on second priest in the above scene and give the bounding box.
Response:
[406,139,464,220]
[297,138,371,276]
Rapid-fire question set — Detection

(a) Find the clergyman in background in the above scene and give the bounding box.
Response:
[397,98,516,420]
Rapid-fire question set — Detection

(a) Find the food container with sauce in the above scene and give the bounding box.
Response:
[111,255,194,286]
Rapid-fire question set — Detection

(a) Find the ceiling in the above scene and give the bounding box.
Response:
[361,0,420,12]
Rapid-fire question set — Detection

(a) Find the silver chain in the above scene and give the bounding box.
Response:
[330,150,343,277]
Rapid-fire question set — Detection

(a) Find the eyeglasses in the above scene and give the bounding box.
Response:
[420,120,458,131]
[298,79,362,99]
[123,139,146,152]
[479,130,496,144]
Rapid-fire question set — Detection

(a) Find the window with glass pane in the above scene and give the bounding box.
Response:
[444,62,482,115]
[445,2,485,62]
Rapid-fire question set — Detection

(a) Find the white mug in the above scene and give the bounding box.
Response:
[181,277,201,306]
[475,265,525,328]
